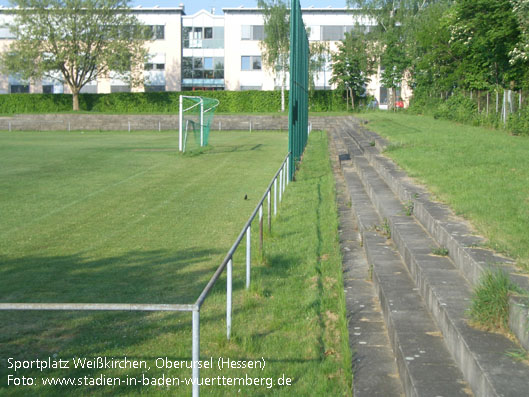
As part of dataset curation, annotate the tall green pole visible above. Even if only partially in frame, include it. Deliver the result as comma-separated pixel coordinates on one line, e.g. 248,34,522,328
288,0,296,181
288,0,309,182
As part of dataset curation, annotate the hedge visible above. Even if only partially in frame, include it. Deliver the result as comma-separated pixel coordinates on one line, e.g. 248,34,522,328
0,90,349,114
409,91,529,136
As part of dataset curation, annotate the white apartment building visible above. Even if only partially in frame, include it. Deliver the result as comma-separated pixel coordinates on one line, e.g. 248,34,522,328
0,5,184,94
0,5,411,105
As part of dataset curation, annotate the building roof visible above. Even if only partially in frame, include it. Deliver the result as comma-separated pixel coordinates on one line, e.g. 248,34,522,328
222,6,362,13
0,6,185,15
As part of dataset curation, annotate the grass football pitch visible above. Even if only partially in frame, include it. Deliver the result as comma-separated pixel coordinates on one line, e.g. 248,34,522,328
0,129,352,395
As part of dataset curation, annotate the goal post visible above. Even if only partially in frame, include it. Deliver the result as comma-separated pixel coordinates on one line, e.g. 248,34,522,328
179,95,219,153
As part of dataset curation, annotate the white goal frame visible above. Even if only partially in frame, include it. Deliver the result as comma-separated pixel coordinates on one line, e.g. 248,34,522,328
179,95,204,152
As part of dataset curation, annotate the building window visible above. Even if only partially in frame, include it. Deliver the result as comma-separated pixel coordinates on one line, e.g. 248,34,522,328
145,85,165,92
80,84,97,94
145,63,165,71
380,87,388,105
147,25,165,40
321,26,354,41
183,26,224,49
241,56,261,71
10,84,29,93
111,85,130,93
241,25,265,40
144,53,165,91
183,57,224,80
240,86,262,91
0,26,16,39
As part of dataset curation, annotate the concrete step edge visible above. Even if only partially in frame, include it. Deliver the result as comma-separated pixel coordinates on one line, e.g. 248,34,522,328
341,130,529,396
340,164,471,396
343,125,529,351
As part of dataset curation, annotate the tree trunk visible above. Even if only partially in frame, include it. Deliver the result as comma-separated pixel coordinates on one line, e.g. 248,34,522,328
350,87,354,110
72,90,80,111
281,70,286,113
496,91,499,114
389,87,396,111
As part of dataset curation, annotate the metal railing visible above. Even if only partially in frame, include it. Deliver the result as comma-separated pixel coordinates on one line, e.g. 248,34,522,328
0,152,291,397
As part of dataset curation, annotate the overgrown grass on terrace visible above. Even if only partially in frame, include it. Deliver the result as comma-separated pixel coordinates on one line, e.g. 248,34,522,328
0,129,351,395
360,112,529,270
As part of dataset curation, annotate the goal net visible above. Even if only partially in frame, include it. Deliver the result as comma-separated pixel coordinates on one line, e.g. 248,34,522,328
179,95,219,152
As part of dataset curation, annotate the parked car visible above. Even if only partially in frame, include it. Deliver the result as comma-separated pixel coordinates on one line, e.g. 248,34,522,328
395,98,405,108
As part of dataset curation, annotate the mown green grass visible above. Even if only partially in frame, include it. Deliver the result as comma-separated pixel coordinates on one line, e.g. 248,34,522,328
0,130,351,395
360,112,529,269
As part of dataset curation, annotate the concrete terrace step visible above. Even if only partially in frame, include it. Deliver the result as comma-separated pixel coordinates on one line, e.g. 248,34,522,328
330,128,471,397
330,132,404,397
333,120,529,397
343,118,529,352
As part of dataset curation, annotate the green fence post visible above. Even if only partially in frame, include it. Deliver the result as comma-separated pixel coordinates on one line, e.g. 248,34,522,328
288,0,308,182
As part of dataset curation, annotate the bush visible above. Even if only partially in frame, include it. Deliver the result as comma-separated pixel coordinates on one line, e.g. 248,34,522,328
508,108,529,136
0,90,350,114
409,90,529,135
408,94,443,115
0,93,72,114
432,93,478,123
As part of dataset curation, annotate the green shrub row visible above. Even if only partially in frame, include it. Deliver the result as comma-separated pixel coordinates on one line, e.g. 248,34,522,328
0,90,349,114
409,92,529,135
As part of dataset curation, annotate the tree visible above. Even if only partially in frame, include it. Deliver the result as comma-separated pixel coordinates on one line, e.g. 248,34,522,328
308,41,330,90
258,0,290,112
380,28,409,108
510,0,529,77
329,31,375,109
448,0,522,89
350,1,447,106
0,0,149,110
407,1,457,95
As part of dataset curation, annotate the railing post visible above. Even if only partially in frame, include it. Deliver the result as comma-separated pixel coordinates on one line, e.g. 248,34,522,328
227,258,232,340
286,157,290,185
179,95,184,151
279,168,283,203
274,178,277,216
246,226,251,289
283,163,287,193
192,309,200,397
259,205,263,254
267,190,271,232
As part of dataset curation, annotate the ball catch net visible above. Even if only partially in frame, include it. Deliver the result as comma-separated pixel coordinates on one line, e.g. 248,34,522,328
179,96,219,152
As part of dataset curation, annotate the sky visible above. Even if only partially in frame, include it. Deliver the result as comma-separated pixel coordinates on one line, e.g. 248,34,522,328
0,0,350,14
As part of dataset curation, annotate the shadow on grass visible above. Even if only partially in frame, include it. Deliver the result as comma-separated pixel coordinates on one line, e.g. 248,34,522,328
0,245,305,396
202,143,265,155
0,248,225,305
